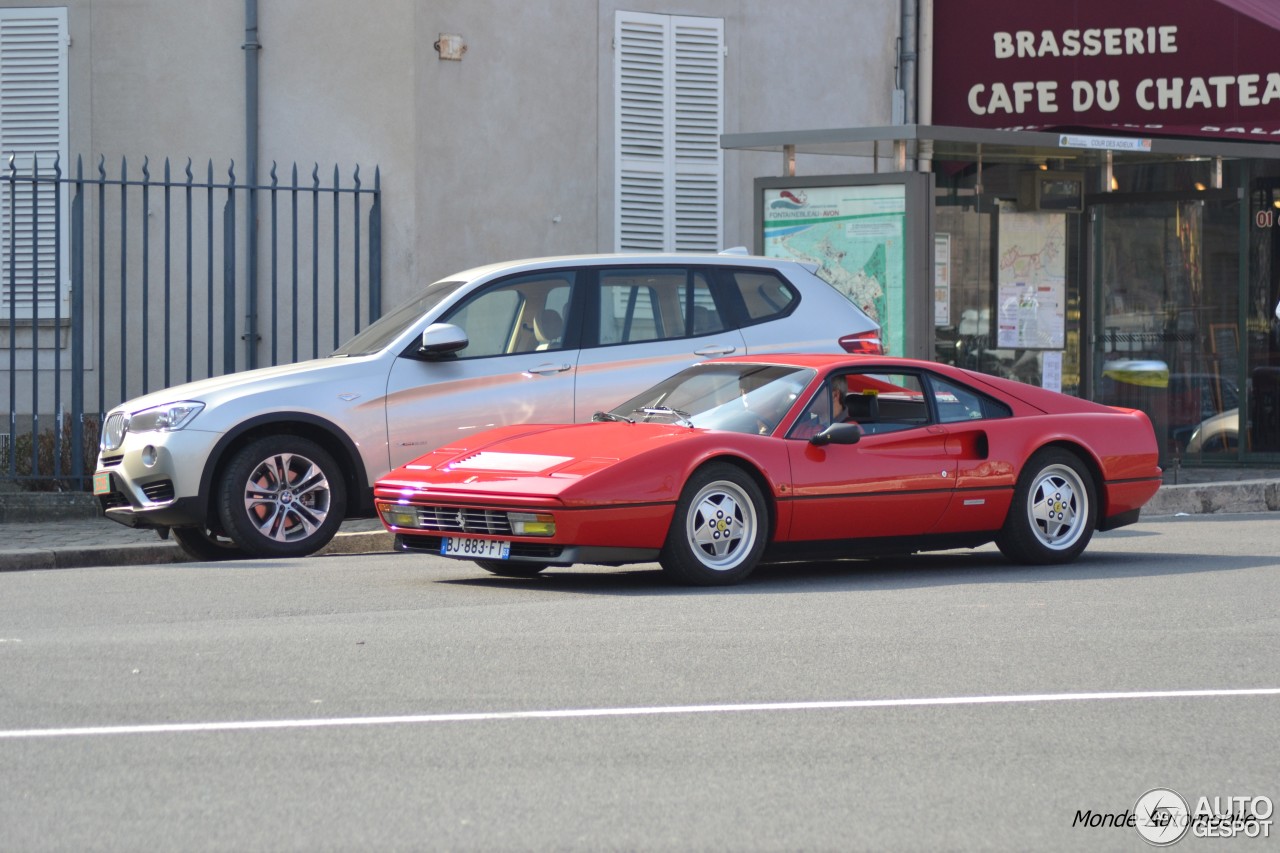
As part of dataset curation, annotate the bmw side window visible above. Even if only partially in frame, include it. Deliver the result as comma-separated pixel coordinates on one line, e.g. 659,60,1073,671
928,375,1012,422
442,273,574,358
679,272,725,336
597,268,722,345
724,270,798,325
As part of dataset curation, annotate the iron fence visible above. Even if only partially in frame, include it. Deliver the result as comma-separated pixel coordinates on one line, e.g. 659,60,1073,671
1,154,382,489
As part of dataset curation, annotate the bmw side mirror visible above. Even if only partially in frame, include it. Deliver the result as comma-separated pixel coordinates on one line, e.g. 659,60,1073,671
810,423,861,447
419,323,468,359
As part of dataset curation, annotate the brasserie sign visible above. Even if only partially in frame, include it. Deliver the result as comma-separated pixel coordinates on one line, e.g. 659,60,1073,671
932,0,1280,140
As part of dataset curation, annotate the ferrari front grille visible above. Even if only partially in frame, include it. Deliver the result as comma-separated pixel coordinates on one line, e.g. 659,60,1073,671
417,506,513,535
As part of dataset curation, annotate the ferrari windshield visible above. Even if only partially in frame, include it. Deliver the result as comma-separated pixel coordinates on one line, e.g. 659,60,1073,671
330,279,467,357
610,363,816,435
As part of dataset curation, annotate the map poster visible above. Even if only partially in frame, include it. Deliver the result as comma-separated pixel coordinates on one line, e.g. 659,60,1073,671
762,184,906,356
996,202,1066,350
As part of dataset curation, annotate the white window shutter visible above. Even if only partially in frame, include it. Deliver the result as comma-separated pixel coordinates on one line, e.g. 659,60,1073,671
615,12,722,253
0,6,69,319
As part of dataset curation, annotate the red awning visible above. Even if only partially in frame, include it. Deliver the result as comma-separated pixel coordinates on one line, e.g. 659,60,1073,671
931,0,1280,143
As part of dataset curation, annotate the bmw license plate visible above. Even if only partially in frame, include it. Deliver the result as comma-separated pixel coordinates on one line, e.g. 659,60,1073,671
441,536,510,560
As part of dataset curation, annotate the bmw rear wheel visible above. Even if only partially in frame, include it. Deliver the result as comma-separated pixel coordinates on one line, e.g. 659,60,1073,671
216,435,347,558
660,463,768,586
996,448,1097,565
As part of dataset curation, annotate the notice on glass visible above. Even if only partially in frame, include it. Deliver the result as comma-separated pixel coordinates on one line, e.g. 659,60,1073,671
934,233,951,327
996,203,1066,350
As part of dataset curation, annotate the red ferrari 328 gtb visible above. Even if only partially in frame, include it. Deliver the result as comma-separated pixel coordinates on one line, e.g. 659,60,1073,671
374,355,1162,586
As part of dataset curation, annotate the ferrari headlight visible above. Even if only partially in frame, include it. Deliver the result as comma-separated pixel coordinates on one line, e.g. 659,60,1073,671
378,503,420,529
128,401,205,434
508,512,555,536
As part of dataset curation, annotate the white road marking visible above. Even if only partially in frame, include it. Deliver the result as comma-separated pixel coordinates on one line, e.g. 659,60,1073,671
2,687,1276,740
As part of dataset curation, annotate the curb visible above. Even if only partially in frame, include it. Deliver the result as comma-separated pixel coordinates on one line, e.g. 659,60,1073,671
0,528,396,572
1141,479,1280,517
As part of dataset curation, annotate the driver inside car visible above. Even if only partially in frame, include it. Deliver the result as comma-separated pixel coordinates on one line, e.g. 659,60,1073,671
790,376,849,439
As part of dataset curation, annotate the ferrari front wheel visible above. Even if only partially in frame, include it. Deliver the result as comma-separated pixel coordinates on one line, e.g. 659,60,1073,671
476,560,548,578
996,448,1097,565
660,463,768,586
171,526,248,561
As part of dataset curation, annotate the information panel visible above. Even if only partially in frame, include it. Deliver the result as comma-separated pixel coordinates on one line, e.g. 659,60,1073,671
761,184,907,356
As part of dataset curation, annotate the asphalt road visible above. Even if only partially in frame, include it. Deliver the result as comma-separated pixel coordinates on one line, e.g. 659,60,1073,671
2,515,1278,851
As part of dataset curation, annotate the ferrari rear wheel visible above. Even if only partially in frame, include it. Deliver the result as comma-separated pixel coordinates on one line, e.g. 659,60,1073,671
996,448,1097,565
475,560,548,578
660,463,768,586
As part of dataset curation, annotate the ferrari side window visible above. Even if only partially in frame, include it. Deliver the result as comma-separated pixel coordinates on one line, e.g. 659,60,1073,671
842,372,928,434
929,375,1012,422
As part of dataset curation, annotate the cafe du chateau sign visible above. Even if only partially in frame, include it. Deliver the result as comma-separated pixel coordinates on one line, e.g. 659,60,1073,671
931,0,1280,140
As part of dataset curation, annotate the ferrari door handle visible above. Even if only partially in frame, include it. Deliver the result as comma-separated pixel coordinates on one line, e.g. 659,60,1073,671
694,344,736,357
526,362,573,376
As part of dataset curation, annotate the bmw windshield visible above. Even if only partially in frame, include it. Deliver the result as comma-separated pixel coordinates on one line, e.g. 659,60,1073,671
330,279,467,357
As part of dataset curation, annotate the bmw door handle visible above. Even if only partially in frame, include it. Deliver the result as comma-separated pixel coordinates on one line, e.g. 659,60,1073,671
525,362,573,376
694,344,736,357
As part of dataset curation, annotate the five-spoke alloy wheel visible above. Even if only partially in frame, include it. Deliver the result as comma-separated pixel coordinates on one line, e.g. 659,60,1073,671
660,463,768,585
996,448,1097,565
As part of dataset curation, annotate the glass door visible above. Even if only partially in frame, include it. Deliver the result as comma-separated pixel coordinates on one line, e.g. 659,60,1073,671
1089,192,1241,467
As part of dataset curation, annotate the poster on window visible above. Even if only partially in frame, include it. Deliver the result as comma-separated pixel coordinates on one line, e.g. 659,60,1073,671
934,233,951,327
762,184,906,356
996,202,1066,350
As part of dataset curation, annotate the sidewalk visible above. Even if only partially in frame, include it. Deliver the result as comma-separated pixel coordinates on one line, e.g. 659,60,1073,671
2,474,1278,572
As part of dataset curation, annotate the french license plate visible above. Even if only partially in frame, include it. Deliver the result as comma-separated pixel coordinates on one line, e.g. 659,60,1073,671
92,472,112,495
441,536,510,560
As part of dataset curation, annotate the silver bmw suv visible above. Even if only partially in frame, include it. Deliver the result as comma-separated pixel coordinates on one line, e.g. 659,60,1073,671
95,251,881,559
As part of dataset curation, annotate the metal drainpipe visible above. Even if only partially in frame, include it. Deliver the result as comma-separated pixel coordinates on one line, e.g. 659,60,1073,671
899,0,917,127
243,0,260,369
918,0,933,171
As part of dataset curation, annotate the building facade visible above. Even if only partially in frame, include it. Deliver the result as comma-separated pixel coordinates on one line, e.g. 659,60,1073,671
9,0,1274,480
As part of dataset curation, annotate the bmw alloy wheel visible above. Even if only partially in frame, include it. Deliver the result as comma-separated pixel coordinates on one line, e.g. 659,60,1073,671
217,435,347,557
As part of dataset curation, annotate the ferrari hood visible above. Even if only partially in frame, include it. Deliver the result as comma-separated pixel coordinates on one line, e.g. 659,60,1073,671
377,421,699,498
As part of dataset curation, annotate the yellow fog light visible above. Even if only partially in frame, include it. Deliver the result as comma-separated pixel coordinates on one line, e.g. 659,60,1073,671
379,503,419,529
508,512,555,536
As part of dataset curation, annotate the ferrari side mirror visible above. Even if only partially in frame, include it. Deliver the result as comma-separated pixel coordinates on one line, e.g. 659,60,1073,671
810,423,861,447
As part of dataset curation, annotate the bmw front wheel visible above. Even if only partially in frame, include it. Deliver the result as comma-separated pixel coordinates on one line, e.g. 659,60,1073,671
216,436,347,558
659,463,768,586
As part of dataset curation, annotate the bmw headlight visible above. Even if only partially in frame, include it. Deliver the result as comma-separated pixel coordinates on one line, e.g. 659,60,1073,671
128,401,205,434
